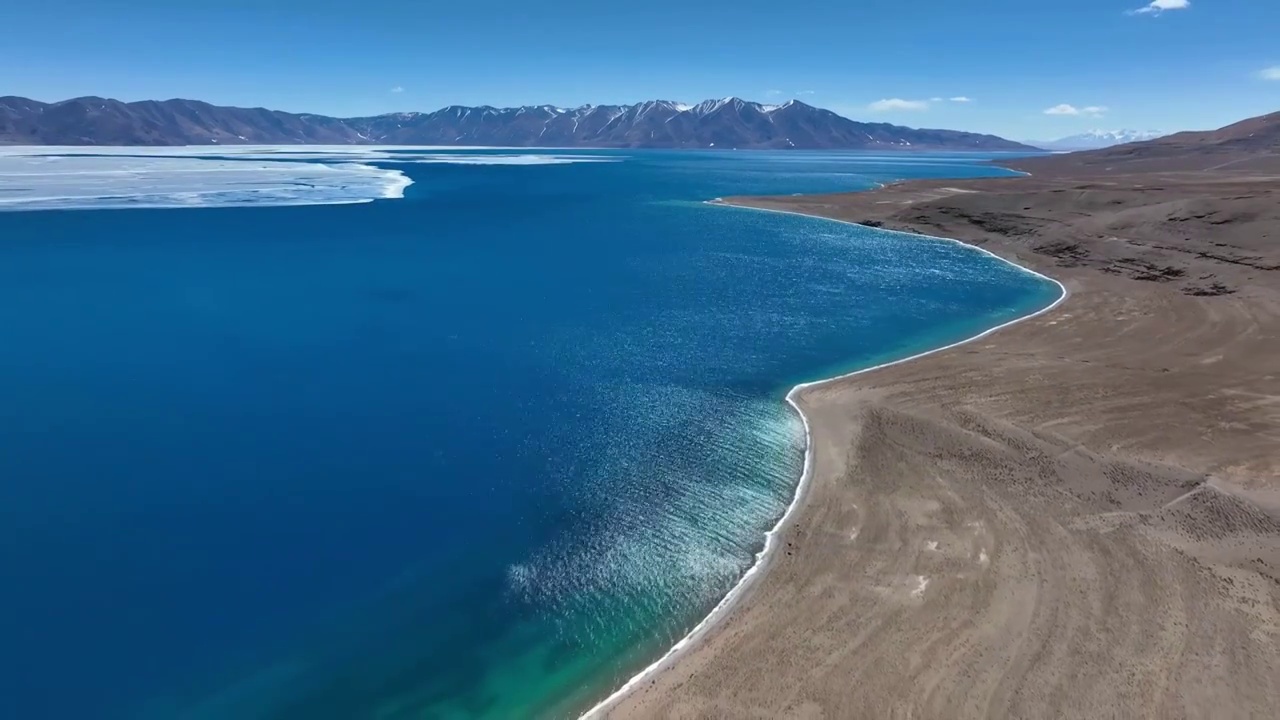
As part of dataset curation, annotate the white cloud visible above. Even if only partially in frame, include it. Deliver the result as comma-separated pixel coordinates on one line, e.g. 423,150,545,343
765,89,783,97
1259,67,1280,81
390,86,405,93
930,97,944,102
1044,103,1108,117
868,98,930,112
949,96,973,103
1130,0,1190,15
796,90,816,96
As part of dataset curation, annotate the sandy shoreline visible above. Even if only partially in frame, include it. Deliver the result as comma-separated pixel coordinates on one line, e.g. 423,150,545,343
581,204,1068,719
596,167,1280,718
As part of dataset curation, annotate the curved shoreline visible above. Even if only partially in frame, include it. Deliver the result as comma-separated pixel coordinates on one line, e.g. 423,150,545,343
579,200,1068,719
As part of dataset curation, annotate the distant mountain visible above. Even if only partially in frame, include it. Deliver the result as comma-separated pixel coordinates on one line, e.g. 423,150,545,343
1030,129,1168,152
0,96,364,146
1008,110,1280,175
0,95,1036,151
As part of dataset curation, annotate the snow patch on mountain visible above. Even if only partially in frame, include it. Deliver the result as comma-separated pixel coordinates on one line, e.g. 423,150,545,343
1032,129,1169,151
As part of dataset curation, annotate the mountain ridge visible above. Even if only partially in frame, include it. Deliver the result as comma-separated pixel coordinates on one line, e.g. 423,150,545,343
0,95,1036,151
1030,129,1167,152
1005,109,1280,174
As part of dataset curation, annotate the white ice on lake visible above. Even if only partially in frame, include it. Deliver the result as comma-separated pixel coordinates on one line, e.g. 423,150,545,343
0,147,620,211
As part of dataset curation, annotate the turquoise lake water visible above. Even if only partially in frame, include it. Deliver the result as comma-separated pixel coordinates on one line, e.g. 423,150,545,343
0,149,1060,718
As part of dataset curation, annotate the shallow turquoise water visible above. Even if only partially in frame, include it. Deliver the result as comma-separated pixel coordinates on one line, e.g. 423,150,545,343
0,150,1060,718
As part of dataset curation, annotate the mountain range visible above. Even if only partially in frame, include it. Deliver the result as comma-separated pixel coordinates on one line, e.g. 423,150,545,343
1029,129,1167,152
0,95,1036,151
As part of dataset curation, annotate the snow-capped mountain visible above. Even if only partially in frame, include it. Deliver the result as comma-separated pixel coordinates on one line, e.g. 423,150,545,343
1031,129,1169,152
1,95,1036,150
343,97,1035,150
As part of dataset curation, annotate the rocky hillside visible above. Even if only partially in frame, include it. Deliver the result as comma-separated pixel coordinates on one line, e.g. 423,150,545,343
1010,111,1280,174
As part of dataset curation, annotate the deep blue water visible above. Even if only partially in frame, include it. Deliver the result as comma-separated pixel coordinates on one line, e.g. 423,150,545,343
0,150,1059,719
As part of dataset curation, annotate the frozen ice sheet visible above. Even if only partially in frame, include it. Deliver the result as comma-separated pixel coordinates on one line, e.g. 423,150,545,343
0,147,619,211
0,152,410,211
388,153,621,165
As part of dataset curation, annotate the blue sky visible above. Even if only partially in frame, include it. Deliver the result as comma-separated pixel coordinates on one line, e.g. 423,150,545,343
3,0,1277,140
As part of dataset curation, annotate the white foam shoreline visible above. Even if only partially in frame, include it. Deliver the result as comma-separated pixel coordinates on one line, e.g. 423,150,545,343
578,200,1068,719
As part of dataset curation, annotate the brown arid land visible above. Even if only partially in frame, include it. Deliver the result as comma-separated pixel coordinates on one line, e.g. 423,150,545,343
593,116,1280,718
